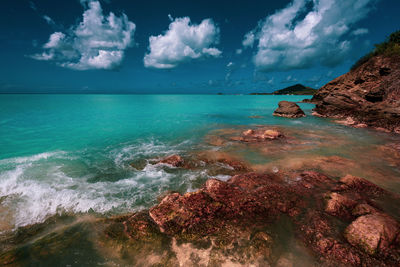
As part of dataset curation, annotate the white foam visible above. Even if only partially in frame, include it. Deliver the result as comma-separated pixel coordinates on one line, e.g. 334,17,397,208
0,151,67,165
0,140,209,229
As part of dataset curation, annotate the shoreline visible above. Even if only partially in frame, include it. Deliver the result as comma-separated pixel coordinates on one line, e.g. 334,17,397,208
1,123,400,266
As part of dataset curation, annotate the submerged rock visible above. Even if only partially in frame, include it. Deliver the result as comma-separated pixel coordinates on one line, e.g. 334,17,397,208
273,101,306,118
234,128,284,142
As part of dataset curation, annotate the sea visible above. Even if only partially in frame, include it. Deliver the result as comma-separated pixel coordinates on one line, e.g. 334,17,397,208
0,94,399,266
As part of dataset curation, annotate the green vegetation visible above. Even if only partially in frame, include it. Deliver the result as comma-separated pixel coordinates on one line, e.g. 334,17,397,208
351,30,400,70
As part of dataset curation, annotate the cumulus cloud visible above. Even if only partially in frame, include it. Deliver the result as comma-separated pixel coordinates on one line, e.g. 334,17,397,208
31,0,136,70
243,0,375,71
144,16,221,69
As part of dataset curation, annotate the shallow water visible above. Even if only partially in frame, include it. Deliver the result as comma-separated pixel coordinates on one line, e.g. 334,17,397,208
0,94,399,266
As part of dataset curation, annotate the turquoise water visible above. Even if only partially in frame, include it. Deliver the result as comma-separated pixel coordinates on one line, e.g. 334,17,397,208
0,94,398,229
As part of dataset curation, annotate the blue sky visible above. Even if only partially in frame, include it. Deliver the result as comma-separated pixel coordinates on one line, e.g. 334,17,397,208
0,0,399,93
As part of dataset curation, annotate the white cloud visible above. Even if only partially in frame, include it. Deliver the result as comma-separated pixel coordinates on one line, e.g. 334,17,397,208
29,1,37,11
144,16,221,69
31,0,136,70
283,75,298,83
352,28,369,36
244,0,375,71
236,49,242,55
242,31,255,48
42,15,55,26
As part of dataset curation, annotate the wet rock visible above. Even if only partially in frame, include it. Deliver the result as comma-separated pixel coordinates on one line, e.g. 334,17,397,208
351,203,379,217
324,192,357,219
196,151,251,173
149,191,222,235
158,154,184,167
345,213,399,256
339,174,385,196
236,128,284,142
296,211,363,266
129,158,148,170
273,101,306,118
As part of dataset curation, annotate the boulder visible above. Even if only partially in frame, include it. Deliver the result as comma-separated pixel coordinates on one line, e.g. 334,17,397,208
273,101,306,118
345,213,399,255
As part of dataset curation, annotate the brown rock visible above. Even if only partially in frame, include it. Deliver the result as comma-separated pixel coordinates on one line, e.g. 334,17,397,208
149,191,221,235
312,55,400,132
345,213,399,255
339,174,384,195
324,192,357,219
351,203,379,217
273,101,306,118
238,128,283,142
158,155,184,167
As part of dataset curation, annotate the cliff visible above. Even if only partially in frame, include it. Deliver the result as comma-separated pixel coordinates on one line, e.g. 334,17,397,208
312,31,400,133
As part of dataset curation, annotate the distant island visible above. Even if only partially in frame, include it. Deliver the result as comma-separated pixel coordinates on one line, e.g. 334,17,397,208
250,84,317,95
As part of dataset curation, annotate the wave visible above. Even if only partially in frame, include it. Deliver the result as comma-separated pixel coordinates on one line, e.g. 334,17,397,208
0,139,214,229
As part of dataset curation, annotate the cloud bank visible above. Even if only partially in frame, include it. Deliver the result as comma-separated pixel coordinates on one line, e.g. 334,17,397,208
144,16,221,69
31,0,136,70
244,0,375,71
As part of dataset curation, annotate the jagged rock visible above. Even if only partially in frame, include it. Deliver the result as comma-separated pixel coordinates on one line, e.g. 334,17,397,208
273,101,306,118
312,55,400,132
345,213,399,255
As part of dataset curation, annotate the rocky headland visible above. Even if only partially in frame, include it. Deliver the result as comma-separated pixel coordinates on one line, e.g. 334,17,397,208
311,31,400,133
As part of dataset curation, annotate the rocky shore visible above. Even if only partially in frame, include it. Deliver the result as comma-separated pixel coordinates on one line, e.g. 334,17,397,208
1,126,399,266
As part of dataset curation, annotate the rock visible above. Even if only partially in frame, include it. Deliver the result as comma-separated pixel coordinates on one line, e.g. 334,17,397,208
339,174,384,195
238,128,283,142
345,213,399,255
352,204,379,217
324,192,357,219
311,54,400,132
149,191,221,235
273,101,306,118
263,129,281,139
158,154,184,167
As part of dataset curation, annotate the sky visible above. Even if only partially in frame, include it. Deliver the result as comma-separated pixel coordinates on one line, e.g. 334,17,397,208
0,0,399,94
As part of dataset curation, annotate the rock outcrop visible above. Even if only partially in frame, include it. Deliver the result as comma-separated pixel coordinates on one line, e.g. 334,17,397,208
312,54,400,133
273,101,306,118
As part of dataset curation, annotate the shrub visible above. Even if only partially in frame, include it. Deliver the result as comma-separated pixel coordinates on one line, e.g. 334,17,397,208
351,30,400,71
